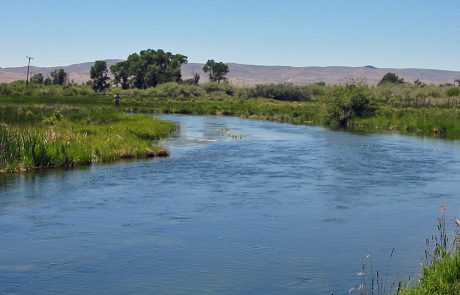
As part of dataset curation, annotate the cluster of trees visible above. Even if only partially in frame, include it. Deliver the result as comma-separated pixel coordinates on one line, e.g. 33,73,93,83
28,49,230,92
30,69,68,86
110,49,188,89
203,60,229,83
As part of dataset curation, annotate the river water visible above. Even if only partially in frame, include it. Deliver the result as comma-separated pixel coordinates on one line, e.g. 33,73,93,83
1,115,460,294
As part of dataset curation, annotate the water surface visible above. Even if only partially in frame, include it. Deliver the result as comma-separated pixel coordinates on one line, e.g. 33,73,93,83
1,115,460,294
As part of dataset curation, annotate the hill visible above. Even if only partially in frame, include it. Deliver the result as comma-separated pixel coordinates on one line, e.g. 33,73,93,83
1,60,459,86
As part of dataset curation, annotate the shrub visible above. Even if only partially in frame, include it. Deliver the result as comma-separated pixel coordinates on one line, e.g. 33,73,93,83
154,82,205,98
327,85,377,126
245,83,311,101
202,82,235,96
446,87,460,97
378,72,405,85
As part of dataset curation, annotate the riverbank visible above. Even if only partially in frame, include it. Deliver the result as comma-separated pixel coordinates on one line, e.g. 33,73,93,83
4,94,460,138
400,249,460,295
2,89,460,172
0,104,176,173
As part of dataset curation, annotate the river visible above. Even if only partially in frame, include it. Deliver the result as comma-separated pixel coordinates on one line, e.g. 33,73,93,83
1,115,460,294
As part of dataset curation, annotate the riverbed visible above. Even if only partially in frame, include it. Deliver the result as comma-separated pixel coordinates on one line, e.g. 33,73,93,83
1,115,459,294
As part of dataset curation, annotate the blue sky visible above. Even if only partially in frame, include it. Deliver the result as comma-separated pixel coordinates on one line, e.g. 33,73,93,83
1,0,459,70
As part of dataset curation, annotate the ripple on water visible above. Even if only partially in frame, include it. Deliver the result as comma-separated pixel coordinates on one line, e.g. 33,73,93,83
0,115,460,294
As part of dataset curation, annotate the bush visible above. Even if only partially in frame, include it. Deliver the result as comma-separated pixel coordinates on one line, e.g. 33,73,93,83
202,82,235,96
153,82,205,98
245,83,311,101
307,82,327,97
328,85,377,127
378,72,405,85
446,87,460,97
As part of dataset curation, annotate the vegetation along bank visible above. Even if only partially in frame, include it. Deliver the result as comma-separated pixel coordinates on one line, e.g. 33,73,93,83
2,48,460,172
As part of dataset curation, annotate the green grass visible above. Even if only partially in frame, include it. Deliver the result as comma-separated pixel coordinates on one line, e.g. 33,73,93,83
2,81,460,171
3,93,460,139
0,104,176,173
399,250,460,295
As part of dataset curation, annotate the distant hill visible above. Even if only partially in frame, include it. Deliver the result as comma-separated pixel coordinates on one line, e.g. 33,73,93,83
0,59,121,84
1,60,459,86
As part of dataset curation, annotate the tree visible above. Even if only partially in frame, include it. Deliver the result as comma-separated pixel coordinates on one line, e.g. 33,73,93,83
50,68,68,85
328,85,377,127
193,73,200,85
43,77,52,85
183,73,200,85
378,72,405,85
111,49,188,89
203,59,229,83
30,73,44,84
90,60,110,92
110,61,130,89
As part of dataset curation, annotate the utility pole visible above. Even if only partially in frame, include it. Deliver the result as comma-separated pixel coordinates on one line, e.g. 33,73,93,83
26,56,34,86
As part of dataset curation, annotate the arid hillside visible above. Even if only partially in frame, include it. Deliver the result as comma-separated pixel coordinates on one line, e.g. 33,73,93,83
1,60,459,85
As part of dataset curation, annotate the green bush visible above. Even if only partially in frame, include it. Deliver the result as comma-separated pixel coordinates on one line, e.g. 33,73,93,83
446,87,460,97
202,82,236,96
154,82,205,98
327,85,377,126
245,83,311,101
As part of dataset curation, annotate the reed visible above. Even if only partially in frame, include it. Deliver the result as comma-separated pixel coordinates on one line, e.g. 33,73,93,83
349,204,460,295
0,105,176,172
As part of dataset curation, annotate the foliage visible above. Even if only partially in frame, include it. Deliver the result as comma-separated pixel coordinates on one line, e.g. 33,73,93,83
378,72,405,85
328,85,377,127
399,251,460,295
0,105,176,172
203,59,229,83
30,73,44,84
202,82,235,96
90,60,110,92
111,49,188,89
3,81,460,139
50,68,68,85
245,83,311,101
350,204,460,295
183,73,200,85
398,204,460,295
446,87,460,97
110,60,130,89
152,82,205,98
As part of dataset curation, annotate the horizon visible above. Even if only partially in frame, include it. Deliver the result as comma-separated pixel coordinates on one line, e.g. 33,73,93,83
2,0,460,71
2,59,460,73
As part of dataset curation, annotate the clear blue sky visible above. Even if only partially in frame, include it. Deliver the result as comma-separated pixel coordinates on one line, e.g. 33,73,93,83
1,0,459,70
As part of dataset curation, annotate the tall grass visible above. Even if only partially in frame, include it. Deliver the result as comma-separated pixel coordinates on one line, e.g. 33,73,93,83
349,204,460,295
3,81,460,139
0,105,176,172
398,204,460,295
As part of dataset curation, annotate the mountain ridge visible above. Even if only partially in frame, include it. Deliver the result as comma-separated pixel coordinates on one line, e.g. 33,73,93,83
1,60,459,86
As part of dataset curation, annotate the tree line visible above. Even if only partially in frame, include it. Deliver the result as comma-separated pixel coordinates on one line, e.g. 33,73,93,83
29,49,230,92
30,69,69,86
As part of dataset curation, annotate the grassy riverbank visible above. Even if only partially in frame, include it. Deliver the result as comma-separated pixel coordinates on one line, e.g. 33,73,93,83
1,88,459,291
9,96,460,139
4,81,460,138
2,81,460,172
0,104,176,172
399,210,460,295
400,250,460,295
